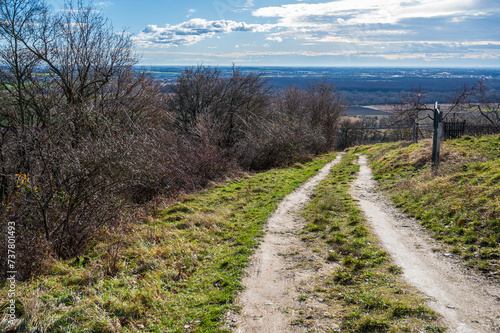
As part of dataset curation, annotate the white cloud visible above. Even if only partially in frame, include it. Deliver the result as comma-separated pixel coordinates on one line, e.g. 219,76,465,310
244,0,255,8
266,36,283,42
248,0,498,52
462,53,499,59
236,0,256,11
187,9,196,18
253,0,483,26
138,47,500,66
96,1,113,7
135,0,499,66
133,18,270,47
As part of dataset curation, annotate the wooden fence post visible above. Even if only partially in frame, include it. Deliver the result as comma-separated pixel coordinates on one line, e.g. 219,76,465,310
432,102,441,173
413,122,419,144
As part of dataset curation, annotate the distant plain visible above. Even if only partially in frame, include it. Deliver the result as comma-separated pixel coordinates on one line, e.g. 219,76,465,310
139,66,500,111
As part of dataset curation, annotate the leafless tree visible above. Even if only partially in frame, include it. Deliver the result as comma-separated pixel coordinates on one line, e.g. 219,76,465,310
305,79,345,150
465,80,500,129
0,0,170,279
170,65,271,148
393,81,487,125
392,86,434,124
21,0,136,106
0,0,47,181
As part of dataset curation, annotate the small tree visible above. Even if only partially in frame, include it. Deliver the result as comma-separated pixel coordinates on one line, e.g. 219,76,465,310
169,65,271,148
465,80,500,129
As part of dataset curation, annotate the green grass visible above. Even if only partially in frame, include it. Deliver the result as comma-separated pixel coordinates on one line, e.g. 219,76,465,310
0,155,336,332
353,134,500,278
301,153,444,332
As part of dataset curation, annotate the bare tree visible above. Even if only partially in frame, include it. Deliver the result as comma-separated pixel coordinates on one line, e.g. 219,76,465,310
394,82,482,124
0,0,170,279
392,86,434,124
305,79,345,150
170,65,271,148
0,0,47,179
465,80,500,129
21,0,136,107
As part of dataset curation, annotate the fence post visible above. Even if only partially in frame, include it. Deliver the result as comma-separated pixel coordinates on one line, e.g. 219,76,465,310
413,122,419,143
432,102,441,174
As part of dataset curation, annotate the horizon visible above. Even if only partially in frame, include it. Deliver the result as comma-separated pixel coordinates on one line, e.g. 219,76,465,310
136,64,500,69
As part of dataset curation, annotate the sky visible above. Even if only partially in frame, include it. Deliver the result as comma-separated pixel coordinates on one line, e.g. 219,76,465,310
48,0,500,67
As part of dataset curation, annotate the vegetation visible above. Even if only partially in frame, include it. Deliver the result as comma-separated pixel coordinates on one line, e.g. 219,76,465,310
336,116,416,150
0,155,335,332
300,153,444,332
0,0,345,280
354,135,500,278
2,1,496,332
337,81,500,150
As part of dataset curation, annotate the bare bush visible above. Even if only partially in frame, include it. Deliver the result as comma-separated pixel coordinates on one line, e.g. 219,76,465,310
169,69,345,171
241,79,345,169
170,65,271,147
0,0,171,279
0,1,347,280
305,79,345,151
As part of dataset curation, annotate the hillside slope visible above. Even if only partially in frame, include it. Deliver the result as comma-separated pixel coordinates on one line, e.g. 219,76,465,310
354,135,500,278
0,156,334,332
1,152,445,332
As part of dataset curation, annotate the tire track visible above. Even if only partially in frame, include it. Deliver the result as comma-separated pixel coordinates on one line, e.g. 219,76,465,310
351,154,500,333
229,154,343,333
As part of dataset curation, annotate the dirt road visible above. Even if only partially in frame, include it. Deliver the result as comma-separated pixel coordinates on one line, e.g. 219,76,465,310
232,153,500,332
352,154,500,333
229,155,343,333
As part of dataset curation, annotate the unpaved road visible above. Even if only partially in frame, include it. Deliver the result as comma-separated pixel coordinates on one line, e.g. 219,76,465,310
229,155,343,333
231,153,500,333
352,155,500,333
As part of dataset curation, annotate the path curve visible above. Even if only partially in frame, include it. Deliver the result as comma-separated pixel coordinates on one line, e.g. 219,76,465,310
230,155,343,333
352,155,500,333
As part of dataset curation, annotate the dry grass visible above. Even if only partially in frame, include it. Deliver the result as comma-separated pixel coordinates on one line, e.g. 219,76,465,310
354,135,500,279
0,154,335,332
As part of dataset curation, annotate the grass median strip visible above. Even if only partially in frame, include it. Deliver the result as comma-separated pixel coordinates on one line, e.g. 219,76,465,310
301,153,444,332
0,155,335,333
354,135,500,278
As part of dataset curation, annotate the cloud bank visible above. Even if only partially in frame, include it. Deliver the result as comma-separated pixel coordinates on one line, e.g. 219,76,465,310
133,0,499,65
133,18,269,47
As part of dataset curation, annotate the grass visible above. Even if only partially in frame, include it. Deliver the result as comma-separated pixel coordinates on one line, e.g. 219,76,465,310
301,153,444,332
353,134,500,279
0,154,336,332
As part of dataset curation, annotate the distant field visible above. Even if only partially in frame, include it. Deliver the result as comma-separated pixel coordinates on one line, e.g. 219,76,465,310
140,66,500,105
347,105,391,116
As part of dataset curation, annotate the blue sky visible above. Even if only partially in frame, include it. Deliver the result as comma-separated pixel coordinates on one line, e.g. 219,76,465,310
48,0,500,67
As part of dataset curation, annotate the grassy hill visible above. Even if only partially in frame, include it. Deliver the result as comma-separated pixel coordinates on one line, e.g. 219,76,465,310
353,135,500,278
0,156,335,332
0,152,444,332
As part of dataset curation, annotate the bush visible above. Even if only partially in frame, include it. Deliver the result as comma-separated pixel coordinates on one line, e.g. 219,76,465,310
169,67,345,171
0,1,345,280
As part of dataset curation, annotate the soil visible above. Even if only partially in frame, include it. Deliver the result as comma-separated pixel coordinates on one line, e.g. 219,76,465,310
227,155,344,332
230,154,500,333
351,155,500,333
